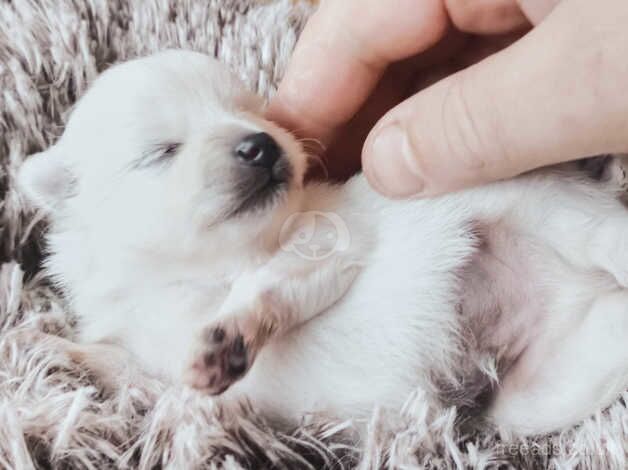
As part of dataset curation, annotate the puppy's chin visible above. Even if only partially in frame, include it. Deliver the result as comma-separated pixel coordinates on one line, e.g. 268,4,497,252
229,181,289,219
229,165,293,218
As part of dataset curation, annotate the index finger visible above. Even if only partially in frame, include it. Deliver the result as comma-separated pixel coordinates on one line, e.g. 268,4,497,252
266,0,450,145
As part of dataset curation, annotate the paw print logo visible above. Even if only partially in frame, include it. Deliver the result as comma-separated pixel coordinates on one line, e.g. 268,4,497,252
279,211,350,260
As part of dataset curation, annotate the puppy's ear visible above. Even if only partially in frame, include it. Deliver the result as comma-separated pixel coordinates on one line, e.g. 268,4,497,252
18,145,74,213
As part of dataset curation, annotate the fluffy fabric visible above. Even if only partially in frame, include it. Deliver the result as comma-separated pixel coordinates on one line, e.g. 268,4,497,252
0,1,626,468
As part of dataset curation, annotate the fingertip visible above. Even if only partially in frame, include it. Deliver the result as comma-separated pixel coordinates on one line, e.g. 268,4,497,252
445,0,530,34
268,0,452,147
266,91,334,144
362,122,426,198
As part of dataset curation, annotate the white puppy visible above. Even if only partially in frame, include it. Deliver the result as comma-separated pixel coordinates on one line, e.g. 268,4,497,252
18,50,628,435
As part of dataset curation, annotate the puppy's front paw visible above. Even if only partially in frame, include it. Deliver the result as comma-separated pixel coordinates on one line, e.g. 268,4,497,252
185,325,251,395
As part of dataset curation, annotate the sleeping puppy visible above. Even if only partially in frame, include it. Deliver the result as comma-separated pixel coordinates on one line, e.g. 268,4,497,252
18,50,628,435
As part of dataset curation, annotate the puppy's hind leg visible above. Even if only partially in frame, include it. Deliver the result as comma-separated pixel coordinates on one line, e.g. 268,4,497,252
15,330,140,391
488,291,628,435
467,175,628,286
528,175,628,286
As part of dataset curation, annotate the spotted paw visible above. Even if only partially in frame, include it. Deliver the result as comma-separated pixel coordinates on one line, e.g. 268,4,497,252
185,326,250,395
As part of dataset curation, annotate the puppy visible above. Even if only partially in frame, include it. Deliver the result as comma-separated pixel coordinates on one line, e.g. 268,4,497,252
18,50,628,435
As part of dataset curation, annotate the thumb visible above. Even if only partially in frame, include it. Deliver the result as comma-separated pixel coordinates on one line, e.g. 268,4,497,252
362,0,628,198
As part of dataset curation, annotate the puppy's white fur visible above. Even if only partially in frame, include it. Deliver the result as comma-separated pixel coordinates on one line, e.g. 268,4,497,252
18,51,628,435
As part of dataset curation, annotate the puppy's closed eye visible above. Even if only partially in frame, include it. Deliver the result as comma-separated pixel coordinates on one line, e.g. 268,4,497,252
132,142,181,170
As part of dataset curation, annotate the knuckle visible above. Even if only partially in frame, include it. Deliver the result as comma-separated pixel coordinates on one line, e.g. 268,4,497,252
439,74,493,173
395,75,493,187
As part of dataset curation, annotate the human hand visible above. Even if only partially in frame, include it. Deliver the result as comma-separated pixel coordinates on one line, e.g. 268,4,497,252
268,0,628,198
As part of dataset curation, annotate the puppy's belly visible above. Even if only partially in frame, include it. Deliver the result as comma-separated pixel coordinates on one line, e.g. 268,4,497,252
226,220,531,423
457,220,612,419
228,217,599,428
458,222,549,376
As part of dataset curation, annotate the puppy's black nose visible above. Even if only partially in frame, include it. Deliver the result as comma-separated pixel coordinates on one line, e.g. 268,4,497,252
235,132,281,169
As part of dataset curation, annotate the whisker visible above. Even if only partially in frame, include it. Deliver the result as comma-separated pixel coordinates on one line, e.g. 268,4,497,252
297,137,326,154
307,152,329,179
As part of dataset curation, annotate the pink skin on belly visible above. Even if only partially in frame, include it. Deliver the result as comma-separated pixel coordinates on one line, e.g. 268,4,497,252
458,221,550,379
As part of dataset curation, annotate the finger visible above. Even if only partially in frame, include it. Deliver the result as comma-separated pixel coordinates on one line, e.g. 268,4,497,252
317,31,472,181
266,0,449,145
445,0,530,34
362,0,628,198
517,0,560,24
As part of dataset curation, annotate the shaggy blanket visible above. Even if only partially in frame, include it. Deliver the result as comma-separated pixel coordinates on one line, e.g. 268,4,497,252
0,1,627,468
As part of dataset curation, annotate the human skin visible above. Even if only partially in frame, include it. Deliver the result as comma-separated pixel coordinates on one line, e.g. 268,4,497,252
267,0,628,198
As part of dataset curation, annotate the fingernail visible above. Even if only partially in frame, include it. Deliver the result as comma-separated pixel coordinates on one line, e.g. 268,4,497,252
364,124,424,198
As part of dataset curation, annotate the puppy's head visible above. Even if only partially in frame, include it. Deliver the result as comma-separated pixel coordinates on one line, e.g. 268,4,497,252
19,50,307,256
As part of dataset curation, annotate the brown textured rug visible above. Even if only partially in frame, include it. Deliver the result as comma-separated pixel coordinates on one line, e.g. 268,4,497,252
1,1,627,468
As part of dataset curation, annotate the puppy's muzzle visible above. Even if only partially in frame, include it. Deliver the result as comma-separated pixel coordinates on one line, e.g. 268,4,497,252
231,132,292,213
